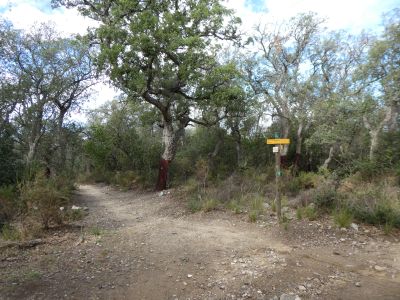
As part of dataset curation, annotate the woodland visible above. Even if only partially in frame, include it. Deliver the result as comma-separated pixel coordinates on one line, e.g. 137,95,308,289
0,0,399,238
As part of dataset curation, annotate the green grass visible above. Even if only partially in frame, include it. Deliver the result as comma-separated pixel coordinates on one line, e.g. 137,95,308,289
334,209,353,228
1,224,21,241
248,210,258,222
202,198,219,212
296,207,303,220
89,227,102,236
25,270,41,281
226,200,242,214
296,205,317,221
188,197,202,213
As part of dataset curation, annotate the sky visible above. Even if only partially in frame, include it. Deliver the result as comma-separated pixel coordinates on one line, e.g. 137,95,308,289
0,0,398,122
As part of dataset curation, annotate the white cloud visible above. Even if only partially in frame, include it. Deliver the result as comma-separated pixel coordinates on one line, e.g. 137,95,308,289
1,1,97,36
226,0,398,34
1,0,397,122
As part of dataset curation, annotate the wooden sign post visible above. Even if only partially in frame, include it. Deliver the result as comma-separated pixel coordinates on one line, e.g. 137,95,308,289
266,138,290,220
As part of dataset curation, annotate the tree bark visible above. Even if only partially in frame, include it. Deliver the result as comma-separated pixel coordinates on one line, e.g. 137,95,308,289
156,120,185,191
321,145,335,169
363,105,394,161
293,121,303,173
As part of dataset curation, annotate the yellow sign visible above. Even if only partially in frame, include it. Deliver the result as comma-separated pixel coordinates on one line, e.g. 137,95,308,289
266,138,290,145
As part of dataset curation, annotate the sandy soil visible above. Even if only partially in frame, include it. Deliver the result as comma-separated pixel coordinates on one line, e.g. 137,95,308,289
1,184,399,300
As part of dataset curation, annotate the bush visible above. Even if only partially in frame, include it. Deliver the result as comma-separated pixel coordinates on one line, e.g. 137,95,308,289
1,224,21,240
19,173,70,229
333,209,353,228
202,198,219,212
346,184,400,228
286,172,320,195
248,210,258,222
188,196,202,213
226,200,242,214
0,185,18,226
312,184,339,211
355,159,383,181
296,205,318,221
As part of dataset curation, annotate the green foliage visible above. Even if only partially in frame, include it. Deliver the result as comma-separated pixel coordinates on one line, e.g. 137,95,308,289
286,172,320,195
0,185,18,225
66,209,85,222
1,224,21,241
90,227,102,236
296,208,303,220
333,209,353,228
297,205,318,221
312,185,339,211
202,198,219,212
19,173,71,229
250,196,264,213
188,198,201,213
226,200,242,214
25,270,41,281
248,210,258,222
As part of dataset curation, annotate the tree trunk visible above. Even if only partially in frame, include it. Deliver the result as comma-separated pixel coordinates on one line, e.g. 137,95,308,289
363,106,394,161
156,121,185,191
293,122,303,173
321,145,335,169
56,110,67,173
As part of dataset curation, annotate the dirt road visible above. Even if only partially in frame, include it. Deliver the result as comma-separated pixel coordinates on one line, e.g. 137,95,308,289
1,184,400,299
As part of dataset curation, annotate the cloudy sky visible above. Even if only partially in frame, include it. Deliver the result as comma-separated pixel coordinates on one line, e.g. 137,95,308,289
0,0,398,121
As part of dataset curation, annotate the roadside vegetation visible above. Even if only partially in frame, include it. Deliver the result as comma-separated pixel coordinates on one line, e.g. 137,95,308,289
1,2,399,241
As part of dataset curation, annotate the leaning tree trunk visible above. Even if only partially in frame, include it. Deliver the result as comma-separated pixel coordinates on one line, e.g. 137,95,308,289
321,145,335,170
363,105,394,161
156,121,185,191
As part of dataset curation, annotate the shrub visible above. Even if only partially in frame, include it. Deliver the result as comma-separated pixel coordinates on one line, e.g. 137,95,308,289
333,209,353,228
202,198,219,212
348,184,400,228
188,196,202,213
248,210,258,222
303,205,318,220
19,173,70,229
250,196,264,213
1,224,21,240
312,185,339,211
296,207,303,220
226,200,242,214
355,159,382,181
0,185,18,226
286,172,320,195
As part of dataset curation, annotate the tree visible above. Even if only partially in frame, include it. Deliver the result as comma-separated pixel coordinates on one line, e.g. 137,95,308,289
1,22,95,171
306,32,369,169
54,0,241,189
359,9,400,160
246,13,323,168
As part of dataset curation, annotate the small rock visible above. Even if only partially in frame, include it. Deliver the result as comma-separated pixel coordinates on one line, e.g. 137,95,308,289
298,285,306,291
187,274,193,278
351,223,359,231
374,265,387,272
71,205,81,210
355,282,361,287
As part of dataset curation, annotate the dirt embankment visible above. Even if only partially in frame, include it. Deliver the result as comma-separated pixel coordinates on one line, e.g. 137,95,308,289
1,184,399,299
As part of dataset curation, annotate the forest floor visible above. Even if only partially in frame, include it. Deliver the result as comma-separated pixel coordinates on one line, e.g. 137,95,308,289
1,184,400,300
